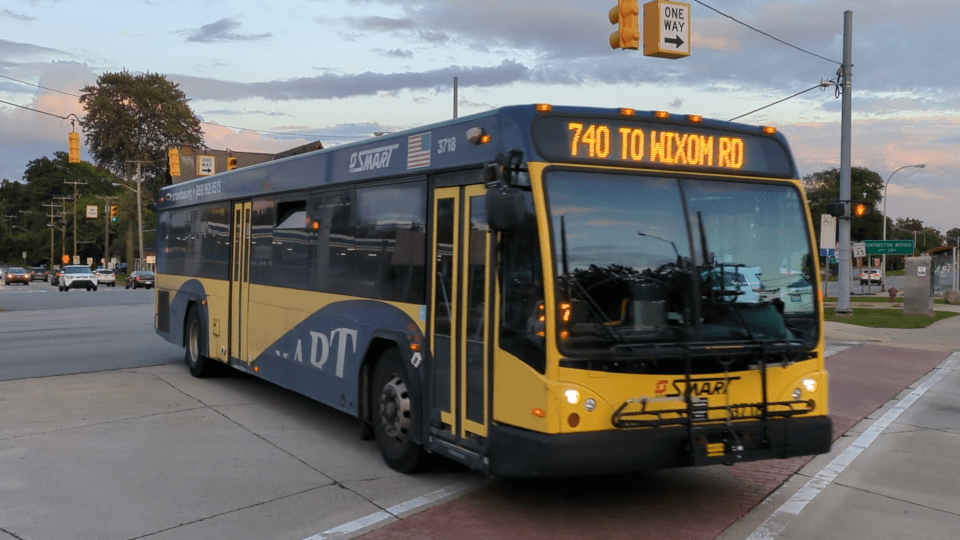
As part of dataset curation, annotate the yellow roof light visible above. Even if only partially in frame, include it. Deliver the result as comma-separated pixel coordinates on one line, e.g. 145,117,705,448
535,103,552,112
620,108,636,116
687,114,702,123
654,110,669,119
762,126,777,134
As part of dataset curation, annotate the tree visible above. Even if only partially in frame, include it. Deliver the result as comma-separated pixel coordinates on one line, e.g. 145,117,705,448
944,228,960,246
891,217,943,255
802,167,885,249
79,70,203,269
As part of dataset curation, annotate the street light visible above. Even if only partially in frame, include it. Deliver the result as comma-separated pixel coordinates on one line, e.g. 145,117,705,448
882,164,926,291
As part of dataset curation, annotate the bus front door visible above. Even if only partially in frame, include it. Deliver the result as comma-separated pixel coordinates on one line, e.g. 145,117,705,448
430,185,491,454
230,201,252,364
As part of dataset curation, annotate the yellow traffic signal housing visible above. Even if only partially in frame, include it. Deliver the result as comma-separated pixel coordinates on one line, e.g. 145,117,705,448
110,205,118,223
853,202,873,218
227,156,237,170
609,0,640,50
68,132,80,163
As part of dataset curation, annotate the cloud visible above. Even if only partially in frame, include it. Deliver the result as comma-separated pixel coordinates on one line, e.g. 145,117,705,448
2,10,35,22
378,48,413,59
180,18,271,43
172,59,531,101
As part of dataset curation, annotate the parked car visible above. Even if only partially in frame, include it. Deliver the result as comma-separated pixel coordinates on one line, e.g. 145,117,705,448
125,271,155,289
59,265,98,292
859,268,883,286
95,268,117,287
704,266,764,303
29,266,49,282
4,267,29,285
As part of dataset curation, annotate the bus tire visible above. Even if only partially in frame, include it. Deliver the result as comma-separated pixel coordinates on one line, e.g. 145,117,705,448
372,348,424,473
185,307,214,378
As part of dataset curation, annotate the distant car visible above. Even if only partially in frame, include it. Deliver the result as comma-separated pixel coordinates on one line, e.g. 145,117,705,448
30,267,49,282
860,268,883,286
95,268,117,287
116,263,128,274
59,265,98,292
4,268,29,286
125,271,155,289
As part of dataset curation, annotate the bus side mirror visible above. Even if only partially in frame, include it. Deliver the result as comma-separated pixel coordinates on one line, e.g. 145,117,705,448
486,187,525,231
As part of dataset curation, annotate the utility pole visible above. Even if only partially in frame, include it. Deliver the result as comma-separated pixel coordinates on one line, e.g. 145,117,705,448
835,10,854,314
56,196,72,265
63,179,87,263
101,195,120,269
126,160,151,270
42,202,60,267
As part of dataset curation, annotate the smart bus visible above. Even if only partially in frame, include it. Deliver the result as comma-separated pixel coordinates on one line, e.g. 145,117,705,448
154,104,831,477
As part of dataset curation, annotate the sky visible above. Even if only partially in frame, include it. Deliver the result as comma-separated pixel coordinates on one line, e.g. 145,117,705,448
1,0,958,233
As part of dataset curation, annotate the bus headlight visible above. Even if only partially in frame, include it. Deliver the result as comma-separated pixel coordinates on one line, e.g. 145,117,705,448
564,389,580,405
802,378,817,393
584,398,596,412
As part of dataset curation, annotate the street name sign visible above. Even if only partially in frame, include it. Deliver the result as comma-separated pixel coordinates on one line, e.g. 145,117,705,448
864,239,914,255
643,0,691,59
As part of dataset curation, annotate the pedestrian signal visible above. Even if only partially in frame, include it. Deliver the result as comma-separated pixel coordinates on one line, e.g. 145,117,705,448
825,201,845,217
852,202,873,218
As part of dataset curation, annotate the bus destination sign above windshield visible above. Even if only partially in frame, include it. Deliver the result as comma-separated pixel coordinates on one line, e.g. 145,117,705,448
532,116,794,178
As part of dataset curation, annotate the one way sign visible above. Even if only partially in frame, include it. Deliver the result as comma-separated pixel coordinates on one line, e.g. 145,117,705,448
644,0,691,59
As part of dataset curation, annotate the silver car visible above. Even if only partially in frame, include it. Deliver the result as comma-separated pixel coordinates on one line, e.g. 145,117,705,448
95,269,117,287
59,265,98,292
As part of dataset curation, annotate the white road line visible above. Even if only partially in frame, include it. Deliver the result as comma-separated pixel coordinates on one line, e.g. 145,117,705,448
745,351,960,540
304,478,488,540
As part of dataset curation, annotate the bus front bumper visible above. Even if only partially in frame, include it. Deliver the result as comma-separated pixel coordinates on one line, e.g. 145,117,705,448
487,415,832,478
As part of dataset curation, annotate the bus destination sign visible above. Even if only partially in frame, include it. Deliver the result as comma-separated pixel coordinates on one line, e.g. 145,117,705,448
532,116,794,178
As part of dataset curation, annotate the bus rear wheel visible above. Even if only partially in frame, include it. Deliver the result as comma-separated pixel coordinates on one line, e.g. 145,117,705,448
185,307,214,378
372,349,424,473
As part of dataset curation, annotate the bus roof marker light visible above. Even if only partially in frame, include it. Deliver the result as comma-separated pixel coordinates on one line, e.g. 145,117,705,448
620,108,636,116
466,127,489,145
654,110,669,119
688,114,702,123
763,126,777,134
535,104,552,112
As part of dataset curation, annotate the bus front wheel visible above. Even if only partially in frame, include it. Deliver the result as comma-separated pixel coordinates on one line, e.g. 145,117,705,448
372,349,424,473
185,307,214,378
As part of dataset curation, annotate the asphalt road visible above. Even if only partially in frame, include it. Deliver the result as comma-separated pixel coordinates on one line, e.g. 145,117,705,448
0,283,183,380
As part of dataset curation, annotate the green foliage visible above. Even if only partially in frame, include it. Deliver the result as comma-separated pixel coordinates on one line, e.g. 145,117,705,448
79,70,203,183
824,307,957,327
803,167,885,247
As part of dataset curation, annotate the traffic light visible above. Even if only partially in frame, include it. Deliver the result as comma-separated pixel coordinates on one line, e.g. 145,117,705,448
68,132,80,163
110,205,118,223
227,156,237,170
825,201,845,217
609,0,640,50
852,201,873,218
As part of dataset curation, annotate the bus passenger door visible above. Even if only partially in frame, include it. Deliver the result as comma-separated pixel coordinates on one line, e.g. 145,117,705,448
430,185,491,450
230,202,252,364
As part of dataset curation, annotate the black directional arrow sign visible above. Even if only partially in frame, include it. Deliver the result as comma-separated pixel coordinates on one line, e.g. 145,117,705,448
664,35,684,48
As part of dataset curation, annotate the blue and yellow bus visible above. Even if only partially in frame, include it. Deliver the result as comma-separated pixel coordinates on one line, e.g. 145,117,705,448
155,104,831,477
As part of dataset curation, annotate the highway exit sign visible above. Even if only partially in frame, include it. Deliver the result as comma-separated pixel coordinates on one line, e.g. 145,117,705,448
864,240,914,255
643,0,691,59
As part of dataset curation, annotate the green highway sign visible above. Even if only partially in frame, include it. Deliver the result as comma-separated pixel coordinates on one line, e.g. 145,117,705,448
864,239,914,255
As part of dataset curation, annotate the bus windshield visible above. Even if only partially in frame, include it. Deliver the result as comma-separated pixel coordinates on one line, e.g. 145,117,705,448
545,170,817,354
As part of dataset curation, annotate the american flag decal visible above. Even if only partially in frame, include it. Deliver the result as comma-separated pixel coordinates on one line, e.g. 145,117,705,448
407,132,431,169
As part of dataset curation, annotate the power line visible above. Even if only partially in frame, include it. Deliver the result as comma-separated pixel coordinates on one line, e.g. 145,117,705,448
728,84,822,122
0,98,79,122
1,76,366,140
693,0,841,65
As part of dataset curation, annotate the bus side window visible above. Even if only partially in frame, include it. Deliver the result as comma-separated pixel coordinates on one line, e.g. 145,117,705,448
498,192,546,373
